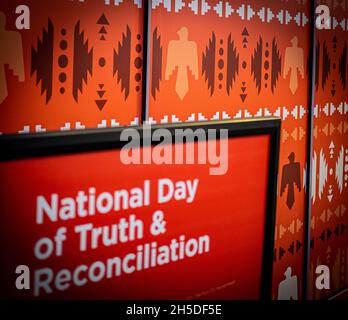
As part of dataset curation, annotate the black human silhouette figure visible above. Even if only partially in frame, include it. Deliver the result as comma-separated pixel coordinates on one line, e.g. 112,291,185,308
280,152,301,210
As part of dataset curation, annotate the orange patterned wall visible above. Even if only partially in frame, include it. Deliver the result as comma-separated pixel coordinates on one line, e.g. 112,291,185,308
0,0,144,133
0,0,347,300
148,0,310,299
310,0,348,299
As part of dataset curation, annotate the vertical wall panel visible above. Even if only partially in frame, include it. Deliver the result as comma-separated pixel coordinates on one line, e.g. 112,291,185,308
0,0,143,133
148,0,311,299
310,0,348,299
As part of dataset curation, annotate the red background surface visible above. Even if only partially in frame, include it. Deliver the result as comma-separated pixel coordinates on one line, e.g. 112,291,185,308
0,135,270,299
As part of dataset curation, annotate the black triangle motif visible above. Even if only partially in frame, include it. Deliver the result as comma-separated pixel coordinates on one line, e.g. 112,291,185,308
97,91,106,98
95,100,107,111
334,225,340,236
242,27,249,36
327,228,332,239
279,247,286,259
288,242,294,255
97,14,110,25
296,240,302,252
341,224,345,235
310,239,314,249
99,26,107,34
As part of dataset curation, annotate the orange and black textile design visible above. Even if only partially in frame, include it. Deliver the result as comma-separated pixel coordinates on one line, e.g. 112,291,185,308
309,0,348,300
0,0,144,133
148,0,311,299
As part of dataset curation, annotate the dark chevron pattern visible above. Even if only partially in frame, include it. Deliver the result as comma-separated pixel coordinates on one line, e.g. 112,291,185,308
202,32,216,96
271,38,282,93
339,43,347,89
31,19,54,103
113,25,131,100
152,27,162,100
251,36,262,94
73,21,93,103
226,34,239,95
322,41,331,91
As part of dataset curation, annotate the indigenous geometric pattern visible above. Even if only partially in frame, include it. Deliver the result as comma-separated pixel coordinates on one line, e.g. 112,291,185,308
309,0,348,300
0,0,347,300
0,0,144,133
148,0,311,300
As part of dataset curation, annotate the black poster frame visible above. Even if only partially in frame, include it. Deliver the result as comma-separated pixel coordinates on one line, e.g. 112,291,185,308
0,118,280,300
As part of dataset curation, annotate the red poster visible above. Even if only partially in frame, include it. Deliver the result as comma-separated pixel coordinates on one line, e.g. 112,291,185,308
0,134,271,300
